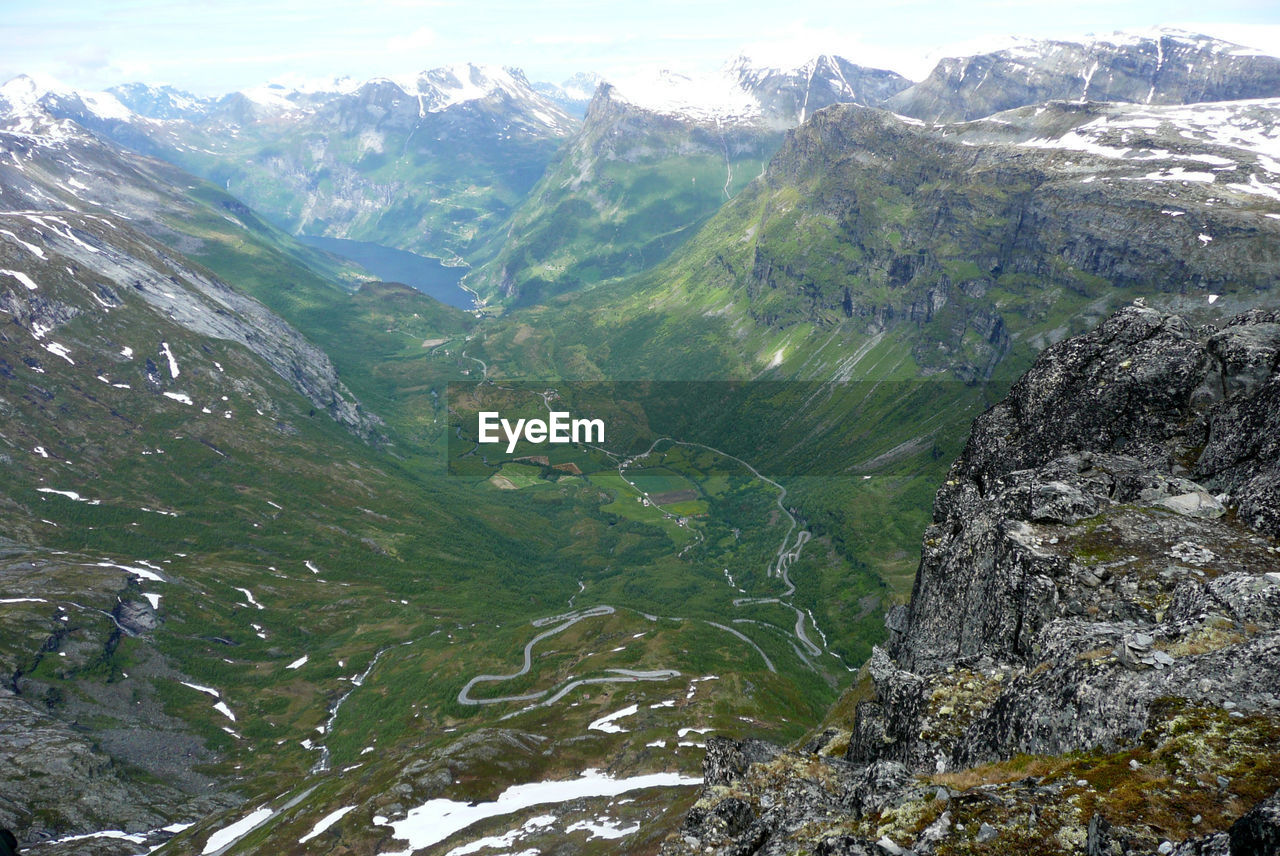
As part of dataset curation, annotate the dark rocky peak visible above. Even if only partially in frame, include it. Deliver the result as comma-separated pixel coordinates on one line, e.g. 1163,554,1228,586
896,305,1280,674
668,306,1280,855
887,29,1280,122
943,305,1280,536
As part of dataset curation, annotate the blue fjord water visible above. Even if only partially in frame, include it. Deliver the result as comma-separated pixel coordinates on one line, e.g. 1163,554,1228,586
299,235,474,309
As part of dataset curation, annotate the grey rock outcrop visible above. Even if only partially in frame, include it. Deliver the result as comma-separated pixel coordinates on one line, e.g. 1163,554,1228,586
667,306,1280,855
111,598,159,636
1229,790,1280,855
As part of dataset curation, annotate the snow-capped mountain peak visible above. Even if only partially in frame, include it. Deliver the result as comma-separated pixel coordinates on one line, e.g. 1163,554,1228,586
416,63,523,111
607,65,763,125
890,28,1280,122
1,74,134,123
107,82,214,121
222,63,571,130
0,74,140,146
0,74,48,113
604,53,911,127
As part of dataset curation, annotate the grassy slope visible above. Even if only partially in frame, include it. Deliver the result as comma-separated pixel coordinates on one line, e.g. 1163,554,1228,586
2,132,876,854
465,95,781,306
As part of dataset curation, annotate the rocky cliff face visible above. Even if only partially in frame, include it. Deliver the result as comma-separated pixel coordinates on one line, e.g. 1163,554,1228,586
888,30,1280,122
666,305,1280,855
686,97,1280,379
0,99,382,440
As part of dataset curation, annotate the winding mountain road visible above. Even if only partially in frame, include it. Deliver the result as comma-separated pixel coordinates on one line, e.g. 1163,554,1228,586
458,606,679,707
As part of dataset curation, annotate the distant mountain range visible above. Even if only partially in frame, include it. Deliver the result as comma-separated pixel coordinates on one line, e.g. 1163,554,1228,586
8,26,1279,287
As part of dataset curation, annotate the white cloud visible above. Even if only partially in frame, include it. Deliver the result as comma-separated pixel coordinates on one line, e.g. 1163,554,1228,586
1172,22,1280,56
387,26,438,53
738,24,938,79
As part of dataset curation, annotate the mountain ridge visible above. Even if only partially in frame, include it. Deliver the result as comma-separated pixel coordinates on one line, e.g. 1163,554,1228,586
889,28,1280,121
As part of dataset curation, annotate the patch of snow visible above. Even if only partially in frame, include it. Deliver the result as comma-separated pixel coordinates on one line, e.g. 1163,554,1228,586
159,342,179,378
0,230,45,259
44,830,147,846
1133,167,1217,183
213,701,236,722
201,807,273,855
286,655,309,670
40,487,98,504
445,815,556,856
0,268,38,290
95,561,164,581
299,806,357,844
588,704,639,734
42,342,74,364
234,587,264,610
142,593,161,609
565,817,640,840
378,768,701,852
163,392,194,405
181,681,220,698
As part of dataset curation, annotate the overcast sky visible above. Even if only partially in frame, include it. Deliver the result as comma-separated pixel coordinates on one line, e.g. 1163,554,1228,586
4,0,1280,94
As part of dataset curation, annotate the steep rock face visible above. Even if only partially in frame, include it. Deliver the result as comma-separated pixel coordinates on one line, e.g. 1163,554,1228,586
888,31,1280,122
895,307,1280,673
0,102,382,439
666,306,1280,855
0,208,380,440
692,99,1279,379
